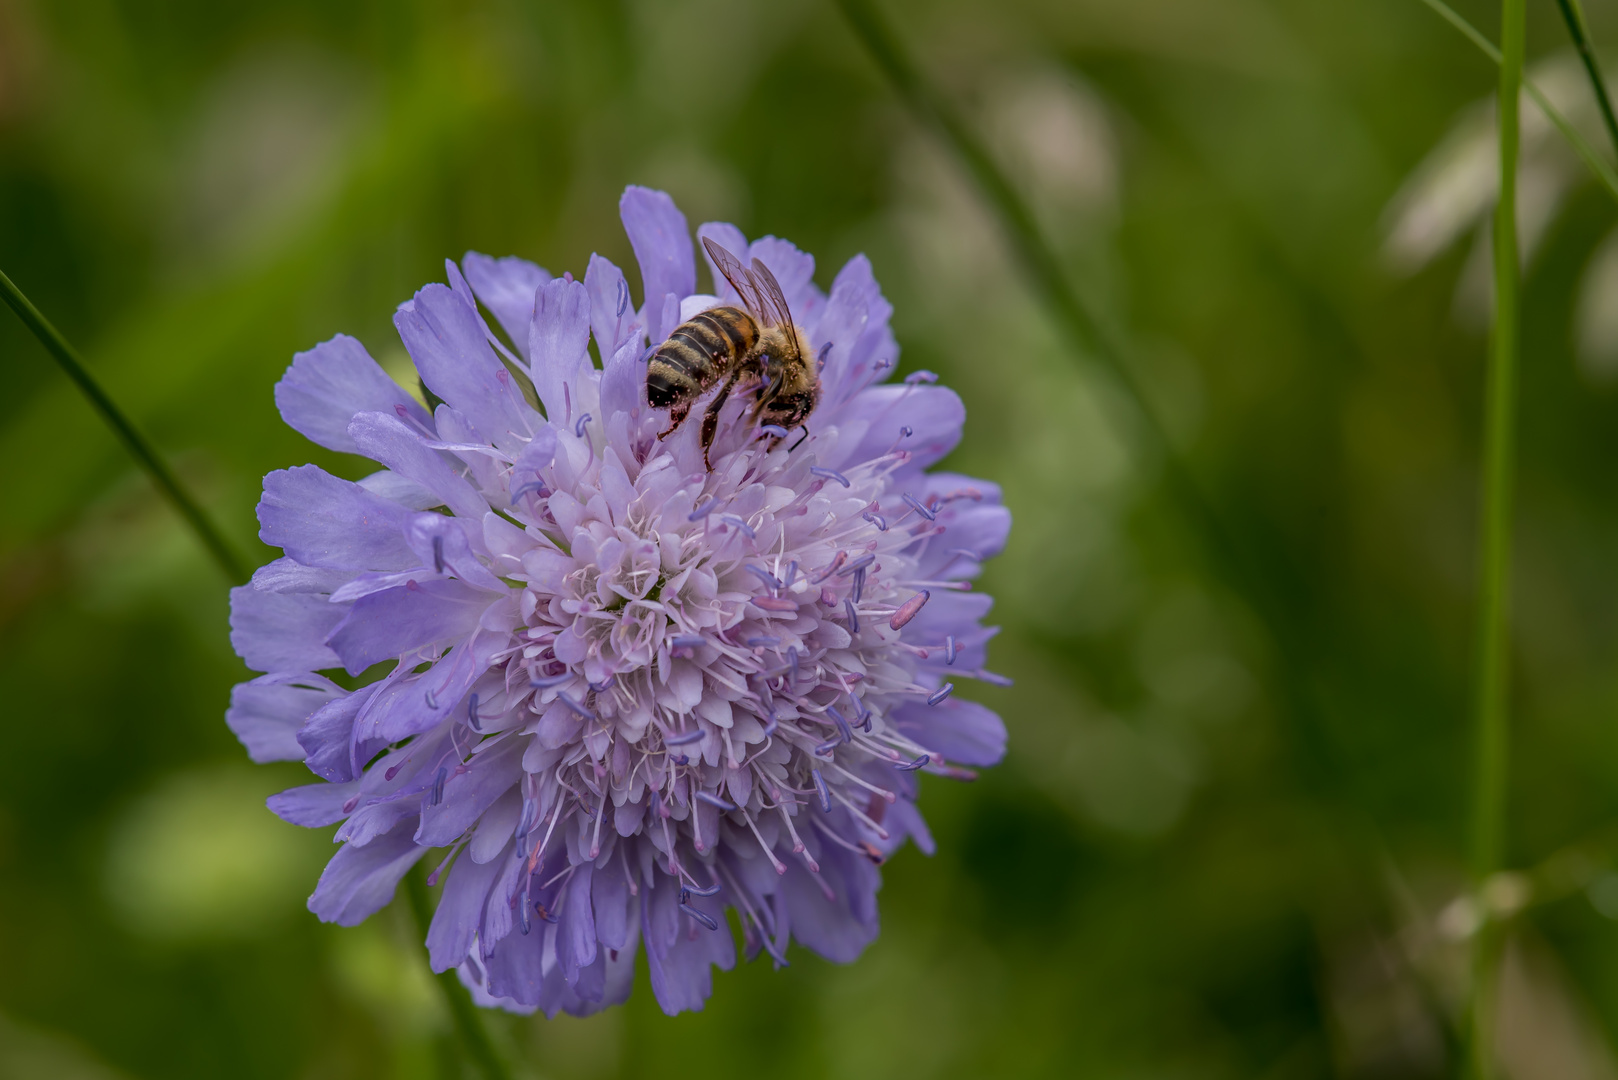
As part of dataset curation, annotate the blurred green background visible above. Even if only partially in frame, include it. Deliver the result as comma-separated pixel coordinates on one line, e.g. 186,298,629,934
7,0,1618,1075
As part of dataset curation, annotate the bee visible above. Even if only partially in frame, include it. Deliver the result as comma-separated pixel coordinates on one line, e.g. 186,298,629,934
646,237,820,469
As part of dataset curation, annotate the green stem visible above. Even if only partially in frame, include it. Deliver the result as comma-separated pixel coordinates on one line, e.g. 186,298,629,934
1467,0,1524,1076
1417,0,1618,202
0,269,248,583
1554,0,1618,160
403,863,512,1080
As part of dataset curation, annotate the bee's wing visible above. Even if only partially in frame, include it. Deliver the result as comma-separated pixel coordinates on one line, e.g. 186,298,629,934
702,237,769,318
748,257,805,358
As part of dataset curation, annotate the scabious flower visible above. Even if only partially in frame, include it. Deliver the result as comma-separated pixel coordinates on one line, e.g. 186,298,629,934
227,186,1010,1016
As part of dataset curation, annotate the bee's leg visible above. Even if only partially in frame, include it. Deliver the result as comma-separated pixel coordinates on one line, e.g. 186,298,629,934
788,425,810,452
657,399,692,440
700,371,742,470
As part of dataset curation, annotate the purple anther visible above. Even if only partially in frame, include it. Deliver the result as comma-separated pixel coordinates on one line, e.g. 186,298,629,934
688,496,716,520
589,674,617,693
827,706,853,744
810,466,851,488
467,693,481,731
818,340,834,365
784,560,799,587
812,552,847,583
342,795,360,814
534,899,559,924
975,670,1014,687
901,493,936,521
812,769,832,812
696,790,736,812
519,894,532,935
432,535,445,574
720,514,756,538
615,277,628,317
787,646,800,679
745,565,783,590
574,413,592,438
757,425,789,439
862,511,888,531
557,691,597,719
895,754,930,772
673,754,690,765
424,687,439,709
852,566,866,603
753,596,798,612
815,737,842,756
395,403,411,418
889,590,931,630
679,902,720,931
927,683,955,706
904,370,939,384
746,635,781,648
664,728,705,746
837,552,876,577
430,766,448,806
385,761,406,782
670,634,706,650
530,672,573,689
844,597,860,634
760,714,779,738
510,479,549,504
683,880,722,897
945,635,958,666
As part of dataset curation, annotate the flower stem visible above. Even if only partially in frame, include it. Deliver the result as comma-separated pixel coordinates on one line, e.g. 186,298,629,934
1467,0,1524,1076
403,863,512,1080
1553,0,1618,160
0,269,248,583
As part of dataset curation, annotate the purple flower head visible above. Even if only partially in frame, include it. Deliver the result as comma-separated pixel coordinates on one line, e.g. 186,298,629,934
227,186,1010,1016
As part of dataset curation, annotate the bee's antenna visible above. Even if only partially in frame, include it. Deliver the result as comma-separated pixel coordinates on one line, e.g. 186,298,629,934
789,426,810,452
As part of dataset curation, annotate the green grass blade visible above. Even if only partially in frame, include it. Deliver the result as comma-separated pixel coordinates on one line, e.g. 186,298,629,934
1467,0,1524,1075
0,269,249,584
1554,0,1618,160
1417,0,1618,202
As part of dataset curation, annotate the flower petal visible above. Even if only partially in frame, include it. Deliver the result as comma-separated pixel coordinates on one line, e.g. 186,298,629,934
258,465,417,571
462,252,550,358
274,334,431,455
347,411,488,521
326,579,495,677
307,820,425,927
891,697,1007,766
527,277,593,421
395,283,534,449
230,585,345,674
428,840,510,971
585,253,639,358
621,186,695,318
227,672,341,762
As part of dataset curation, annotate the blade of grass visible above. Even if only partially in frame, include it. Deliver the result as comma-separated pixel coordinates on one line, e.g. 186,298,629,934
1467,0,1524,1075
1416,0,1618,202
833,0,1337,785
404,863,512,1080
0,269,248,583
1554,0,1618,160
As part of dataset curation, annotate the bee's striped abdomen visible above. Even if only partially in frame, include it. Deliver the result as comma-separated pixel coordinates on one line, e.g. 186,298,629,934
647,306,757,408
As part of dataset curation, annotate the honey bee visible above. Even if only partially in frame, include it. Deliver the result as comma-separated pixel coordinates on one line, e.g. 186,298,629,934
646,237,820,469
